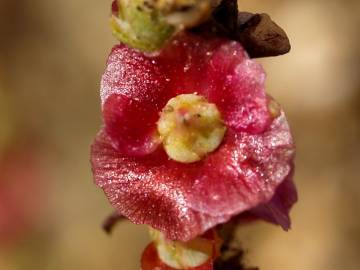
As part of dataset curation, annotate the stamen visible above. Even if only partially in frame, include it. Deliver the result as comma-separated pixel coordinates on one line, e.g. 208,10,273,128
157,94,226,163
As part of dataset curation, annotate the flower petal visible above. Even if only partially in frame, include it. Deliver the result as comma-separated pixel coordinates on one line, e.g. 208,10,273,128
206,41,271,133
91,112,294,241
103,94,161,156
155,33,223,97
100,45,170,156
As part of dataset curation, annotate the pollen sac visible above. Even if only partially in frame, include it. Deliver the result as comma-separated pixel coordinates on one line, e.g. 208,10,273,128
157,94,226,163
110,0,216,52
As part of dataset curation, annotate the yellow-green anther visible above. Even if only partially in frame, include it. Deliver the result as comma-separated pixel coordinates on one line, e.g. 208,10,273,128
157,94,226,163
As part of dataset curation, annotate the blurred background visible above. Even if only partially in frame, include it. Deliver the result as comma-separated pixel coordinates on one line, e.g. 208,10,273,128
0,0,359,269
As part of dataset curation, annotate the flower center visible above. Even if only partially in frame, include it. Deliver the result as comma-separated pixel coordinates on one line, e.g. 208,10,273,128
149,228,214,269
157,94,226,163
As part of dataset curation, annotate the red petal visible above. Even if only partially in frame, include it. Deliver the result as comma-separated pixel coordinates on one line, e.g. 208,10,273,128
206,41,271,133
100,45,170,156
155,33,223,97
141,243,213,270
91,111,294,241
103,94,161,156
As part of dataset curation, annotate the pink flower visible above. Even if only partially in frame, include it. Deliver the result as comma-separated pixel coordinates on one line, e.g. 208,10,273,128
91,32,296,242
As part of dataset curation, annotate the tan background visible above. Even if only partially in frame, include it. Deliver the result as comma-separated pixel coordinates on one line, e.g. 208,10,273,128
0,0,359,269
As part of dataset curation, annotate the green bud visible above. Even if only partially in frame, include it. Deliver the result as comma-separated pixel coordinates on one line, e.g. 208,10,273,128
110,0,218,52
111,0,175,52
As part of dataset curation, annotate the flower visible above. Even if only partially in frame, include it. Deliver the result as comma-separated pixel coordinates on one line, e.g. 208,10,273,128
91,32,296,242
